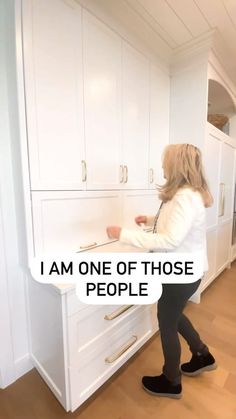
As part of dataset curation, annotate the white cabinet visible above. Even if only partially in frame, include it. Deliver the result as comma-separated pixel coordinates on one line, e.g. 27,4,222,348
82,17,152,190
27,250,158,411
149,64,170,187
68,304,156,410
83,11,122,190
201,228,217,290
23,2,163,191
32,191,122,254
122,43,150,189
170,49,236,293
203,124,235,283
216,221,232,274
204,127,235,229
23,0,85,190
203,129,221,229
218,141,235,224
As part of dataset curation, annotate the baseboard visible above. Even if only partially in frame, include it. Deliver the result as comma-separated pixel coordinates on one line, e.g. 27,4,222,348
14,353,33,381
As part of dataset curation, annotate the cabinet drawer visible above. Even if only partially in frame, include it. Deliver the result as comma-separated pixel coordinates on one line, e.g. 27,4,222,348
68,305,157,411
67,304,142,360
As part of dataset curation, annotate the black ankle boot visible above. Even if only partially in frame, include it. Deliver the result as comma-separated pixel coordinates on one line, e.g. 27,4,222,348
180,352,217,376
142,373,182,399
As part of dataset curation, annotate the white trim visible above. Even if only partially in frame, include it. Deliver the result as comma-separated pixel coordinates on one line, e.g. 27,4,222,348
14,353,32,380
15,0,35,263
0,197,15,389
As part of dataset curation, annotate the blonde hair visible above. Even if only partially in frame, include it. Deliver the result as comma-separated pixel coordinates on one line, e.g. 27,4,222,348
158,144,213,208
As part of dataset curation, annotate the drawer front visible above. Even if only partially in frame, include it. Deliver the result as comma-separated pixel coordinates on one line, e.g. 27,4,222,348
68,305,157,411
67,304,142,360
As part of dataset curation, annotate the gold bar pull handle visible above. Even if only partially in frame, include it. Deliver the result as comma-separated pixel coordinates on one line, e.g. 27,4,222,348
119,165,124,183
79,242,97,250
104,305,133,321
124,165,128,183
149,168,154,184
81,160,87,182
105,335,138,363
219,183,225,217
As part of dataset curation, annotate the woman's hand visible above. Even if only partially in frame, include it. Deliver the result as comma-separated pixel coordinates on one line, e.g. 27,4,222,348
106,226,121,240
135,215,147,225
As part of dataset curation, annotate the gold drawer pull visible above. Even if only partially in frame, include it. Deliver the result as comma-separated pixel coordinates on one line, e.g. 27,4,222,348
81,160,87,182
149,168,154,184
105,335,138,363
124,165,128,183
79,242,97,249
218,183,225,217
119,165,124,183
104,305,133,320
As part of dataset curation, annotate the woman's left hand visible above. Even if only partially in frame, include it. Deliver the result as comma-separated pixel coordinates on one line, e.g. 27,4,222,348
106,226,121,239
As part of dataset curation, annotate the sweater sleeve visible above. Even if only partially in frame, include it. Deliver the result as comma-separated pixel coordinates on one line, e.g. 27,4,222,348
119,192,197,251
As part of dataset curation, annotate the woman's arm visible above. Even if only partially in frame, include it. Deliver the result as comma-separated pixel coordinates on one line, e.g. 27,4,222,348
107,192,197,251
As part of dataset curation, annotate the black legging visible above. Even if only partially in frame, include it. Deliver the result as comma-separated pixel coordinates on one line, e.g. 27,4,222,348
157,279,208,384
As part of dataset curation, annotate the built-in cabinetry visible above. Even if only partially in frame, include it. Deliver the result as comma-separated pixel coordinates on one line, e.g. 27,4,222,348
203,125,235,290
22,0,167,411
19,0,236,412
170,48,236,298
28,270,157,411
23,0,168,192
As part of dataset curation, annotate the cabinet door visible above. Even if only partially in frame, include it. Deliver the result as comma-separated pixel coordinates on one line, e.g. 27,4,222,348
23,0,85,190
219,142,235,224
202,228,217,289
122,43,149,189
216,221,232,274
203,131,221,229
83,12,122,189
149,65,170,188
32,191,122,254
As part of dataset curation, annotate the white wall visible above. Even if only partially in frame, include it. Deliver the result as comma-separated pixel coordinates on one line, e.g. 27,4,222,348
0,0,32,388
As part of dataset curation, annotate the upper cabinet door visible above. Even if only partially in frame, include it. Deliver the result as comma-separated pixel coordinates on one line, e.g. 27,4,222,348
122,43,150,189
219,142,235,224
23,0,85,190
83,12,122,190
149,64,170,188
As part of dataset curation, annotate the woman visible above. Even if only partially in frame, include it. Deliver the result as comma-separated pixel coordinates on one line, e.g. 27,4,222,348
106,143,217,399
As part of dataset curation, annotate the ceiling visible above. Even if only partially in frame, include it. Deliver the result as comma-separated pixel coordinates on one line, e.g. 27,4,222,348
124,0,236,86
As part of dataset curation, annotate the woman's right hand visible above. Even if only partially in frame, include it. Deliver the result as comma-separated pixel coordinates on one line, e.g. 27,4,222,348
135,215,147,225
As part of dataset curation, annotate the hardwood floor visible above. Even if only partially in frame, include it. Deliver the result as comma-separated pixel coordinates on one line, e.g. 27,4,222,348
1,262,236,419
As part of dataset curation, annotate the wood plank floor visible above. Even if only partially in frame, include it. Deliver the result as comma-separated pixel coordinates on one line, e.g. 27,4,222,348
1,262,236,419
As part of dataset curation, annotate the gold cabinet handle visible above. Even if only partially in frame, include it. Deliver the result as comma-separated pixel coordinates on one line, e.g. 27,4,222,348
218,183,225,217
79,242,97,250
149,168,154,184
105,335,138,363
81,160,87,182
124,165,128,183
104,305,133,321
119,165,124,183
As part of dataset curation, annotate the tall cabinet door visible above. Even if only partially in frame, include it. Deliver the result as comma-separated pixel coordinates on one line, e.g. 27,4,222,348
23,0,85,190
122,43,150,189
149,64,170,188
203,129,221,229
218,142,235,224
83,12,122,190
